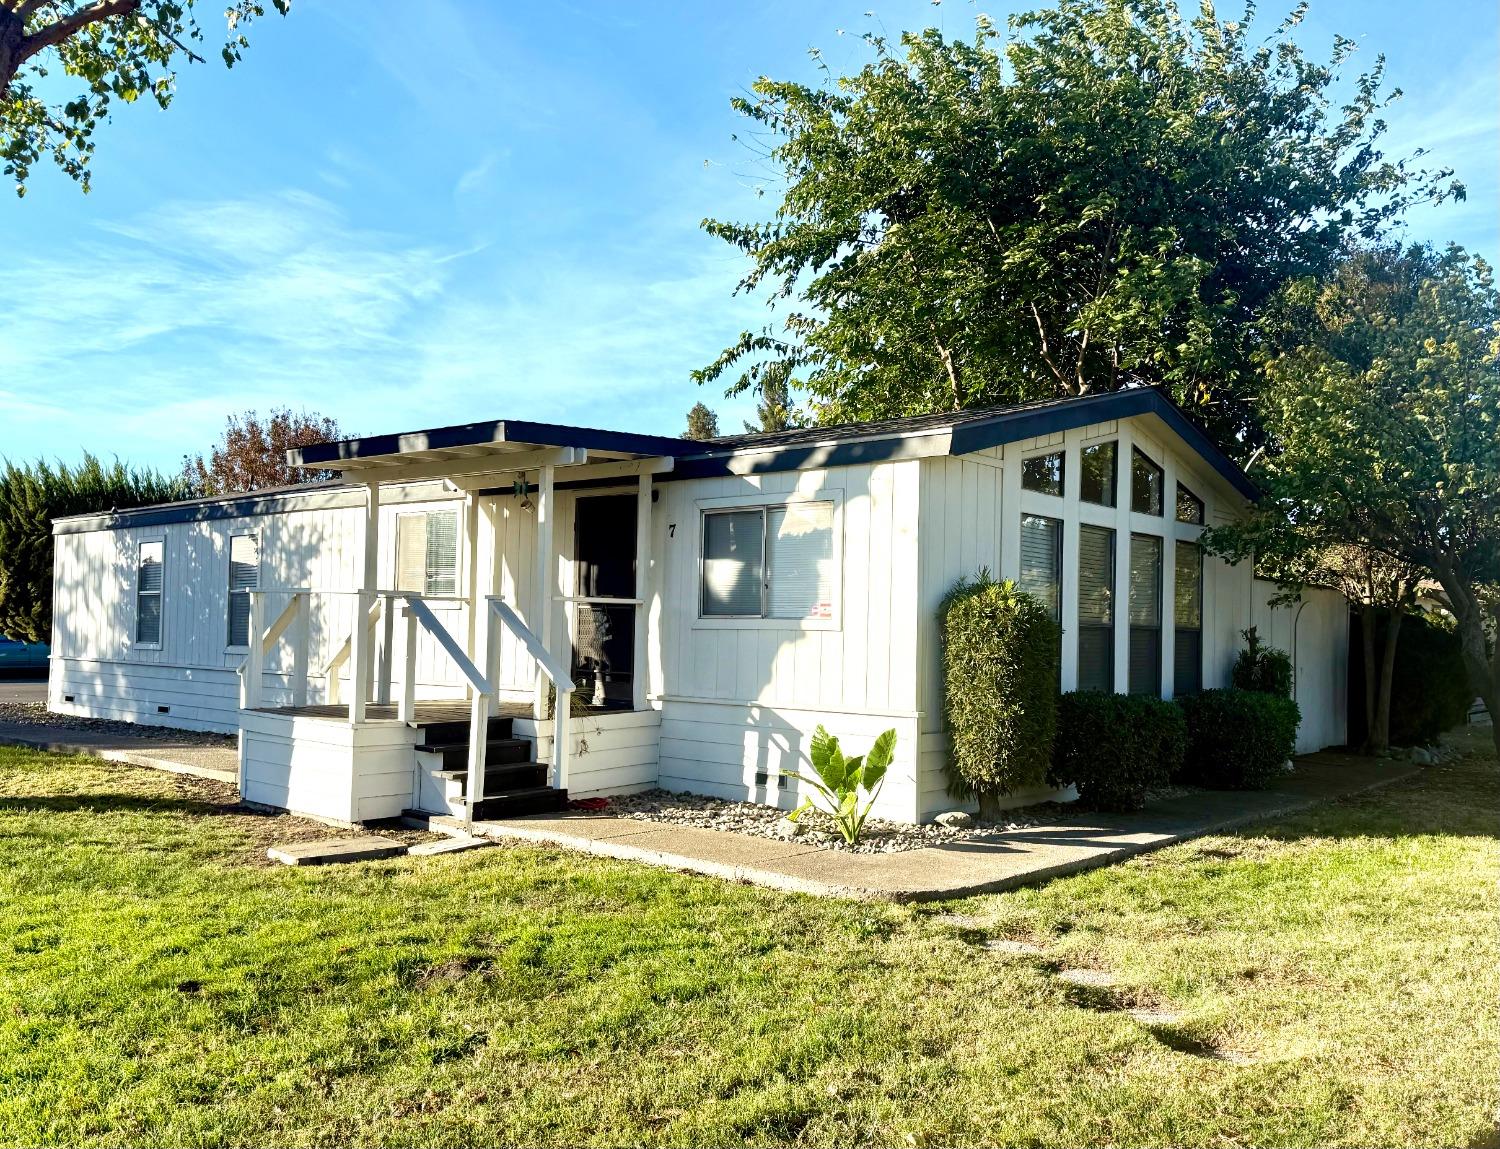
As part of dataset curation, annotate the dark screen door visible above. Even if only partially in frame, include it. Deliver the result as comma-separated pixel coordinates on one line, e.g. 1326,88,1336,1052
572,494,636,707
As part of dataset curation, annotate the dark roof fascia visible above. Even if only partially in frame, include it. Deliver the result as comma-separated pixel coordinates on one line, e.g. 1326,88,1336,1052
944,388,1258,502
290,419,695,467
663,389,1258,500
52,484,368,535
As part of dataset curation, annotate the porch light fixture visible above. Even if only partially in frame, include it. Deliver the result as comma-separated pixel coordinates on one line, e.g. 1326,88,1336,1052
513,478,534,513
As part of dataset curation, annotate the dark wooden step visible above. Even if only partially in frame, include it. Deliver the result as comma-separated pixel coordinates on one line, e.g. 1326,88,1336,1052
436,761,548,794
415,737,532,770
418,715,513,743
469,786,569,820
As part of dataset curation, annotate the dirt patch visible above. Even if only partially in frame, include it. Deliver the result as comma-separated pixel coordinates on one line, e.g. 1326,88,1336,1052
416,954,495,987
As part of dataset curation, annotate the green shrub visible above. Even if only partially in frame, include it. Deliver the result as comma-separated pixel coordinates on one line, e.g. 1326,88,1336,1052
939,571,1060,820
1178,688,1301,790
1049,692,1187,812
1231,626,1293,698
787,726,896,845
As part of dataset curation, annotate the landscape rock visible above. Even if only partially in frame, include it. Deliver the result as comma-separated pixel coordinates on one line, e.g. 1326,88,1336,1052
773,815,806,839
1410,747,1434,766
934,810,976,829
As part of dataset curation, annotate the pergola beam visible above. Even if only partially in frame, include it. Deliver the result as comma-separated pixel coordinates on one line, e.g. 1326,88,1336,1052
328,446,586,486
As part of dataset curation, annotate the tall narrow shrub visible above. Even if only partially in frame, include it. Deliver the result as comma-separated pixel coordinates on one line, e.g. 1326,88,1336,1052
940,570,1060,820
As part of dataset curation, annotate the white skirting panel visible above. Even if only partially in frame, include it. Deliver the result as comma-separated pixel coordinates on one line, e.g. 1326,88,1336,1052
239,711,419,825
514,708,661,799
656,698,921,823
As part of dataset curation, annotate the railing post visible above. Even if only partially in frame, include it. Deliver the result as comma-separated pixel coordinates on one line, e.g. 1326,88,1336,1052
486,598,502,703
243,591,265,710
554,686,571,791
400,603,418,724
377,593,394,706
465,690,490,824
349,590,371,724
291,592,309,708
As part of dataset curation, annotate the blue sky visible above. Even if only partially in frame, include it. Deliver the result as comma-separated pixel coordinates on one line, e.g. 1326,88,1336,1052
1,0,1495,471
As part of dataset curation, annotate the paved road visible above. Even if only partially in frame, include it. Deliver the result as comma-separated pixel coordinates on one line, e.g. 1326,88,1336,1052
0,674,46,705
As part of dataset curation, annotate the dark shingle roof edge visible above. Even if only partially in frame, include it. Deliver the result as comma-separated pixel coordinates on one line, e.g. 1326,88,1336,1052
56,389,1255,533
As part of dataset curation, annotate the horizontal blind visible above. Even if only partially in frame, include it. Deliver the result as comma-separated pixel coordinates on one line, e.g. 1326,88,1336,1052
702,510,764,617
1077,524,1114,624
227,534,259,647
1174,541,1202,627
136,540,163,644
395,515,427,593
1129,535,1162,626
767,502,834,620
424,511,458,596
1018,514,1061,621
1129,628,1161,695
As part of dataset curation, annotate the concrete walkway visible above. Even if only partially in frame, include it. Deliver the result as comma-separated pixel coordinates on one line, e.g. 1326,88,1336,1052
0,718,238,784
452,754,1420,902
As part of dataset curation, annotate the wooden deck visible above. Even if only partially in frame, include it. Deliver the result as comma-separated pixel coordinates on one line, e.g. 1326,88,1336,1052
249,699,627,724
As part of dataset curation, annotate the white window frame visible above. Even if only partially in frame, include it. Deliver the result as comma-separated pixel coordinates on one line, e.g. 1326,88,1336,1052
224,530,260,653
393,507,463,605
133,534,166,650
692,488,844,631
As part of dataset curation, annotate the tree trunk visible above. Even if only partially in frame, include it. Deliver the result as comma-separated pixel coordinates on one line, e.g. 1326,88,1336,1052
1367,610,1403,756
0,9,23,97
1433,566,1500,762
1358,604,1379,751
977,791,1003,824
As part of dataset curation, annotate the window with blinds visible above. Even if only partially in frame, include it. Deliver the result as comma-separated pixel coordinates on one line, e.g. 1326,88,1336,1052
1018,514,1062,622
135,540,163,645
226,533,259,648
1080,441,1118,507
1131,448,1164,516
1174,540,1203,695
1077,524,1115,692
1129,534,1162,695
701,502,835,620
395,510,459,596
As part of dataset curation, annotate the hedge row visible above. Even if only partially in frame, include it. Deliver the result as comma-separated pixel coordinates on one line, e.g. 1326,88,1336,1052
1049,687,1302,810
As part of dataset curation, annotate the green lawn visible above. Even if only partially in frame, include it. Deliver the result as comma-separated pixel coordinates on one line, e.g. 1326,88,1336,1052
0,737,1496,1148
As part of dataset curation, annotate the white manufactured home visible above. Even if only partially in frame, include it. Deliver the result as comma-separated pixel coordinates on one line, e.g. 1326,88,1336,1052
49,390,1348,825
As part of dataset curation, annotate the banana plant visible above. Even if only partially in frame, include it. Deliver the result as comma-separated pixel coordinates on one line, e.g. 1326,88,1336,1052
786,725,898,845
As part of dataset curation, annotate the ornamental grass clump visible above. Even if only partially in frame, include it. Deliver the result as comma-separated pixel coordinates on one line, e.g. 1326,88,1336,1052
940,571,1060,821
786,725,896,845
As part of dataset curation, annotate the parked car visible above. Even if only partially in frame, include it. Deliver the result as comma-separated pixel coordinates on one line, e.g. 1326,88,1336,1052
0,635,49,672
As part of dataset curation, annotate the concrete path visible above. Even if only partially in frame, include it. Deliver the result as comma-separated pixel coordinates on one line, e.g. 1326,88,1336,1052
0,718,238,784
457,754,1420,902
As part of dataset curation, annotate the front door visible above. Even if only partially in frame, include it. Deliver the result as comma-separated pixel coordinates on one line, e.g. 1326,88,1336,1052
571,494,636,708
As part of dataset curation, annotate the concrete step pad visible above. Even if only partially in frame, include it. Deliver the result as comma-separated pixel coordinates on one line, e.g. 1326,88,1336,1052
267,835,407,866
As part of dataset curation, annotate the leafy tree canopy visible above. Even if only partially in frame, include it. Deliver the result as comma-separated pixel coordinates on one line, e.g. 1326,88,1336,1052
697,0,1462,447
182,408,344,496
0,454,187,642
0,0,289,196
1207,242,1500,754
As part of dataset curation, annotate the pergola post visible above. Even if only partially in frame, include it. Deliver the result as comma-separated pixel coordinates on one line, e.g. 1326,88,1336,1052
633,471,652,711
532,463,555,721
349,481,380,724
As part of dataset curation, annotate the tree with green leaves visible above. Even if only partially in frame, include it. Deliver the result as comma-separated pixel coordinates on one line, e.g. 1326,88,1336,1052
0,0,289,196
0,455,189,643
684,402,720,441
743,372,797,434
1207,243,1500,759
697,1,1461,446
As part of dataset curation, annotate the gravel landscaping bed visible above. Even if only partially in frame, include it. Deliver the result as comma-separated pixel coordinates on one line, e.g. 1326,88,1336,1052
0,702,235,746
596,788,1045,854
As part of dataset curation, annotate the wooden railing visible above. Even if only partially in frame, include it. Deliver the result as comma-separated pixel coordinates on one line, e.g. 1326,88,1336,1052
486,595,575,791
238,588,577,820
